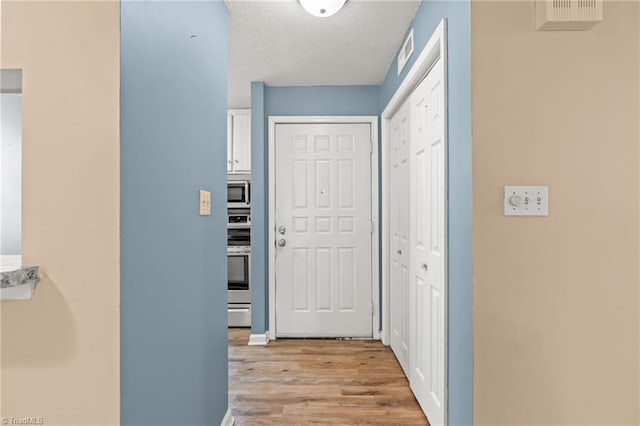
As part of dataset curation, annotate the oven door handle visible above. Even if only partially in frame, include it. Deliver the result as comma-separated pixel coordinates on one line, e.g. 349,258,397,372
245,181,250,204
228,223,251,229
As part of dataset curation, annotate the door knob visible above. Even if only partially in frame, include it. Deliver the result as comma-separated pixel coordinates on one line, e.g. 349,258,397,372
277,239,286,247
278,226,286,235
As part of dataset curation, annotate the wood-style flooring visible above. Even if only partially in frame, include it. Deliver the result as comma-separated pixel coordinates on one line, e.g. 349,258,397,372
228,328,429,425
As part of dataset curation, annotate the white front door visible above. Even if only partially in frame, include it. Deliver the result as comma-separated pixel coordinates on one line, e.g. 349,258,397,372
274,122,373,337
389,99,411,375
410,59,446,425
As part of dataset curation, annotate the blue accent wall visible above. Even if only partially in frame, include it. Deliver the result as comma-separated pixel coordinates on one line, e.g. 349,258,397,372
379,2,473,425
265,86,380,116
250,82,267,334
120,2,229,424
250,85,379,334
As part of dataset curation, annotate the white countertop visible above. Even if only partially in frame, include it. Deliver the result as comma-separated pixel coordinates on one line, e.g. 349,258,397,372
1,255,23,273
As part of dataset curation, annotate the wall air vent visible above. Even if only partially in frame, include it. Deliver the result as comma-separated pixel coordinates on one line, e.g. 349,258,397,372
397,28,414,76
536,0,603,31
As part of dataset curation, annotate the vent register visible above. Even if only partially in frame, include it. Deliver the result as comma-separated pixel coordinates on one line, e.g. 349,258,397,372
536,0,603,30
397,29,414,76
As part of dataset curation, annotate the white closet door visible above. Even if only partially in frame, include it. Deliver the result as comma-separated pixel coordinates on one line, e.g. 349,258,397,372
274,123,373,337
389,99,411,375
410,59,446,426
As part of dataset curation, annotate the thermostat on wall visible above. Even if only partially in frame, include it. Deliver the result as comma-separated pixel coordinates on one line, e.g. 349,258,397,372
504,186,549,216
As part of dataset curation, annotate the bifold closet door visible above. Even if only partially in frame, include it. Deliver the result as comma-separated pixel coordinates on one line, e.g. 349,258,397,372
389,100,411,375
409,58,446,426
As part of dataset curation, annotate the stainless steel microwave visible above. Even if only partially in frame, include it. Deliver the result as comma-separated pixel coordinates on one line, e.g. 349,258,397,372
227,181,250,207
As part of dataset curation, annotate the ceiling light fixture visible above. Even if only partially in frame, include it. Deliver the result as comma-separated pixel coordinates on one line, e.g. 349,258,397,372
299,0,347,18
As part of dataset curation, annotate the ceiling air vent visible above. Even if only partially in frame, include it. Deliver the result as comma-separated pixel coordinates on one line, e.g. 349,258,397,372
536,0,603,31
397,29,414,76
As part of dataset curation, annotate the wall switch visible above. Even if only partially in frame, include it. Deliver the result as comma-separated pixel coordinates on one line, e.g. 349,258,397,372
504,186,548,216
199,190,211,216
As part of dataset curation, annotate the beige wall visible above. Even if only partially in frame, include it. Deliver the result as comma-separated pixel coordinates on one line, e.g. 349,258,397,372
473,1,639,424
0,2,120,425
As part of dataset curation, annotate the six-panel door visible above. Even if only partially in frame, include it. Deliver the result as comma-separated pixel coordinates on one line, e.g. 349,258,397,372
274,123,373,337
410,59,446,426
389,99,411,375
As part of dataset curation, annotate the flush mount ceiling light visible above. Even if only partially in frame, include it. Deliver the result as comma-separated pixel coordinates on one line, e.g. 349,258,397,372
299,0,347,18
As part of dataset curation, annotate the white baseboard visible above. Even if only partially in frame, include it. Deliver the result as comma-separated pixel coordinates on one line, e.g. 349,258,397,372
221,408,234,426
373,328,381,340
380,326,390,345
248,332,269,346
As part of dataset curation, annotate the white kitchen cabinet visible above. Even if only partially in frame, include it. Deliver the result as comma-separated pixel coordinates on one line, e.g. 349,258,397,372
227,109,251,173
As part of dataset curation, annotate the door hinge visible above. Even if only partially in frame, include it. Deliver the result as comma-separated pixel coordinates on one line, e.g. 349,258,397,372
370,220,375,235
369,141,374,155
371,303,375,317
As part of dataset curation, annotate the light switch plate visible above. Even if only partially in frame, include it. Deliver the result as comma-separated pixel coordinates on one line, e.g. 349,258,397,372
199,190,211,216
504,186,548,216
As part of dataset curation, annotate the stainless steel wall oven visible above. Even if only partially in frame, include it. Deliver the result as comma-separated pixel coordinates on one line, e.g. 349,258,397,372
228,247,250,298
227,204,251,327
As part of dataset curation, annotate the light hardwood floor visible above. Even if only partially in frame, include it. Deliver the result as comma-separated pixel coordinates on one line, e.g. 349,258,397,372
228,328,429,425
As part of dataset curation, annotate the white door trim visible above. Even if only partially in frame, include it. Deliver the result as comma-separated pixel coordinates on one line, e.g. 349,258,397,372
268,116,379,341
381,18,448,424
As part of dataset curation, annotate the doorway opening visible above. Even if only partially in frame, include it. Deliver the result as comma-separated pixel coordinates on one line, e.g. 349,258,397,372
1,69,23,261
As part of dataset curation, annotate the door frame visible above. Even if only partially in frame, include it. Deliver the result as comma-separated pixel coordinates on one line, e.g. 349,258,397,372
380,18,448,423
267,116,379,340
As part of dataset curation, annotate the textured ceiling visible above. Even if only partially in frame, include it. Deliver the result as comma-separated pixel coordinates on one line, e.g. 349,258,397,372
227,0,421,108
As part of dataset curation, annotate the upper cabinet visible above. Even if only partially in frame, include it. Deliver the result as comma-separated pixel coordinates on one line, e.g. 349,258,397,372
227,109,251,173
